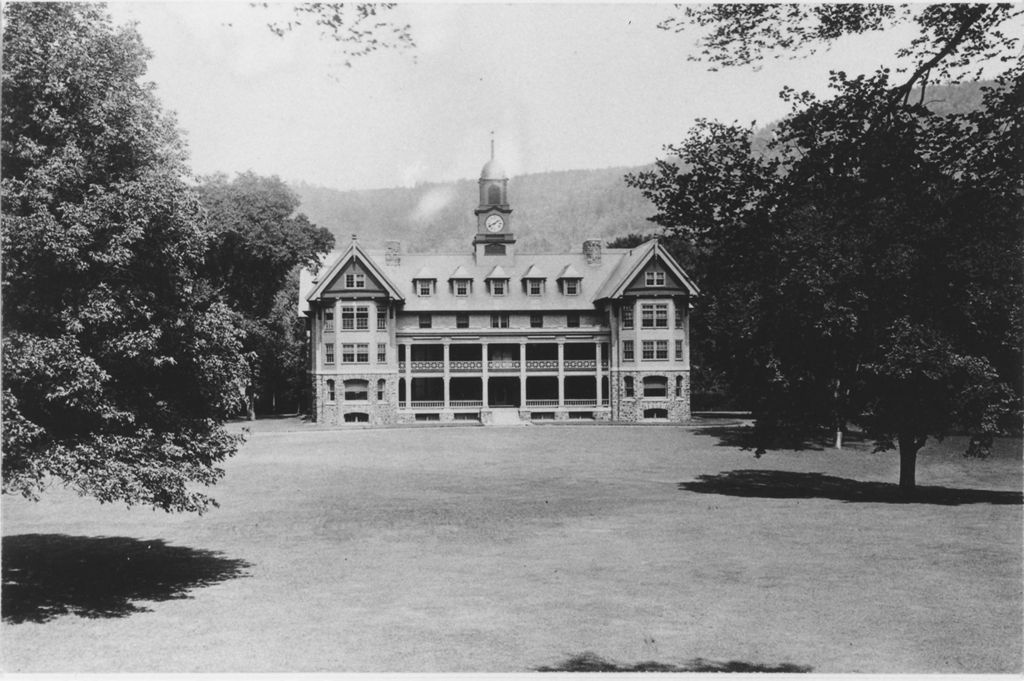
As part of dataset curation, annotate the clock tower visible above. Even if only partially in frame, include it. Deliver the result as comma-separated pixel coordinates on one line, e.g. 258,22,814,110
473,140,515,259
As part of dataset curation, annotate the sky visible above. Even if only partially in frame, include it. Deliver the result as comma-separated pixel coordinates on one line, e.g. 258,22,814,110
107,2,924,191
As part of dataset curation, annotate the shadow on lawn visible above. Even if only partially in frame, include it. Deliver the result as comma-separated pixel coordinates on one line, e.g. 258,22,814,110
2,534,252,624
679,470,1023,505
536,652,812,673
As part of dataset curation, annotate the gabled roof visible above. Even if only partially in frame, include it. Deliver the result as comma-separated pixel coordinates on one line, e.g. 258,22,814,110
304,239,404,303
521,264,546,279
557,264,582,279
449,265,472,280
485,265,510,280
593,239,700,301
412,265,436,280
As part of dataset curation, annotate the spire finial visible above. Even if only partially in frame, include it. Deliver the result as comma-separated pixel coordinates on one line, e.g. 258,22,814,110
351,233,358,242
490,131,495,160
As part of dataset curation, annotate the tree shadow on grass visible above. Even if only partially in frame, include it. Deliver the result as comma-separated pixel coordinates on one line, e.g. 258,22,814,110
679,470,1023,505
536,652,812,672
692,425,825,452
2,534,252,624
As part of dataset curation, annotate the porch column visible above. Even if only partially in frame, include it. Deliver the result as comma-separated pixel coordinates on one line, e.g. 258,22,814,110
481,342,489,408
403,343,412,408
443,341,451,408
595,340,603,406
519,342,527,408
557,340,565,407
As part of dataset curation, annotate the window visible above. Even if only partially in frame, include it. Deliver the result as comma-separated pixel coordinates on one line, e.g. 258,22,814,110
676,375,683,397
456,313,470,329
355,307,368,330
644,408,668,419
563,279,580,296
675,306,684,329
345,273,366,289
454,279,470,296
642,340,655,360
484,243,506,256
344,379,368,401
377,379,386,401
622,306,634,329
416,280,434,297
675,339,684,360
641,303,668,328
624,376,634,397
623,340,634,361
645,270,665,287
341,344,355,363
656,340,668,360
527,279,544,296
355,344,369,363
377,310,387,330
344,412,369,423
377,343,386,363
419,314,432,329
488,185,502,204
643,375,668,397
325,343,335,364
326,379,336,402
489,280,507,296
324,307,334,332
341,306,355,330
530,314,543,328
491,313,509,329
567,313,580,328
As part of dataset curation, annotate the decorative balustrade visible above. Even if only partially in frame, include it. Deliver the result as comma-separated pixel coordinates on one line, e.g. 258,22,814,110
449,361,482,372
525,360,559,371
563,359,597,370
487,360,520,372
399,359,607,374
525,399,559,407
411,360,445,373
449,400,483,408
410,400,444,408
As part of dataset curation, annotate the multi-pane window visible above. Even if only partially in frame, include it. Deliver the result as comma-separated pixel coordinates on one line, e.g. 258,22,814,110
622,306,634,329
355,307,368,330
491,313,509,328
567,313,580,328
454,280,470,297
675,306,684,329
377,343,386,363
645,270,665,286
325,343,335,364
341,344,355,363
377,379,386,401
355,344,369,363
324,307,334,332
641,303,668,328
530,314,543,328
675,339,684,360
341,306,355,330
345,273,366,289
642,340,655,360
527,280,544,296
456,313,470,329
624,376,634,397
377,310,387,330
643,375,668,397
563,279,580,296
419,314,432,329
655,340,668,359
623,340,634,361
489,280,507,296
344,379,368,401
416,280,434,297
326,379,336,402
676,376,683,397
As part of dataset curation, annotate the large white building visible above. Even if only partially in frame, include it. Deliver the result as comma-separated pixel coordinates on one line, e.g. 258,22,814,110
299,151,699,424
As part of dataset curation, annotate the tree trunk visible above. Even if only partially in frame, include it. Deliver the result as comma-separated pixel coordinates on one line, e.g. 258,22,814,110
834,428,843,450
898,433,926,497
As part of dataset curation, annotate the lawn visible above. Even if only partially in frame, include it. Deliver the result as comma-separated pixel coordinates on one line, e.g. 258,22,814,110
2,420,1021,673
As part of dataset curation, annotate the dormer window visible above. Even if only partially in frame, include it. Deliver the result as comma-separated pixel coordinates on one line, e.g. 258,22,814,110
415,279,435,297
562,279,581,296
645,270,666,287
345,273,366,289
490,280,507,296
526,279,544,296
453,279,471,297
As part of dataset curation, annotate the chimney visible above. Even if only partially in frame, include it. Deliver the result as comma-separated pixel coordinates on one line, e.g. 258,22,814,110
583,239,602,266
385,240,401,266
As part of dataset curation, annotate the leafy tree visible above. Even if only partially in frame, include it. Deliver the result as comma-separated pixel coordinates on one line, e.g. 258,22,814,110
631,7,1023,493
2,3,250,513
196,172,333,415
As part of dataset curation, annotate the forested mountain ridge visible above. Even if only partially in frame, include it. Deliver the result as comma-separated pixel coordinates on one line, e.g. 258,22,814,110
292,81,988,254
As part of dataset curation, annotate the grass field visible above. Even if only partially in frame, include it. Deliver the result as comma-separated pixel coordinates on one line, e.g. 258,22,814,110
2,419,1021,673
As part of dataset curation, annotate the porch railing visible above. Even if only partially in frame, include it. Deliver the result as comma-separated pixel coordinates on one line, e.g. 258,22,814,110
449,400,483,408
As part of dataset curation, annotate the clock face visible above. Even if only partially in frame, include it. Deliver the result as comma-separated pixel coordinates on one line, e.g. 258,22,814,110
485,215,504,233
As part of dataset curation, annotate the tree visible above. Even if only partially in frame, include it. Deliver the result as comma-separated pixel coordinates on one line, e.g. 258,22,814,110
196,172,334,415
630,8,1023,493
2,4,250,513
